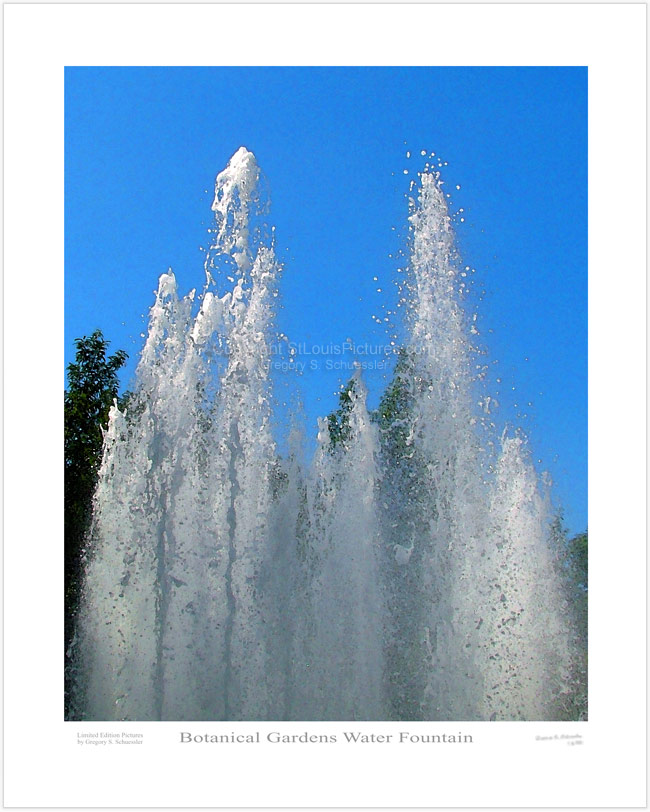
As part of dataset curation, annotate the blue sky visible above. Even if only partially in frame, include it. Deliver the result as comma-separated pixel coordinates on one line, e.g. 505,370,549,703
65,66,587,534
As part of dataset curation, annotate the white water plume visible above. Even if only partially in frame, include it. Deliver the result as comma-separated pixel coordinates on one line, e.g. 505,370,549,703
71,148,581,722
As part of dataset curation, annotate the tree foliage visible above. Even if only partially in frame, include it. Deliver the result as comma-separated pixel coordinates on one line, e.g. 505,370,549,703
549,516,588,720
65,332,128,514
326,378,358,450
64,330,127,707
373,348,419,456
326,348,419,454
568,530,588,592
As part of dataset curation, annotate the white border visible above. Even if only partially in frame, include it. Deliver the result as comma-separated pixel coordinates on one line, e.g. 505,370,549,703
4,3,646,808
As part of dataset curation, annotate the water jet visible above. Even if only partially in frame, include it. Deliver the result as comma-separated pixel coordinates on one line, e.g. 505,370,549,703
70,147,582,722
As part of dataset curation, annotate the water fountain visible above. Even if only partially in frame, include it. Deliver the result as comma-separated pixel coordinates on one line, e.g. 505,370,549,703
70,147,581,721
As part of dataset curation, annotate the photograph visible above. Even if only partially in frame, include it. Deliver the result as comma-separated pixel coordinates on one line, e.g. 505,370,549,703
4,3,646,807
64,66,587,724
